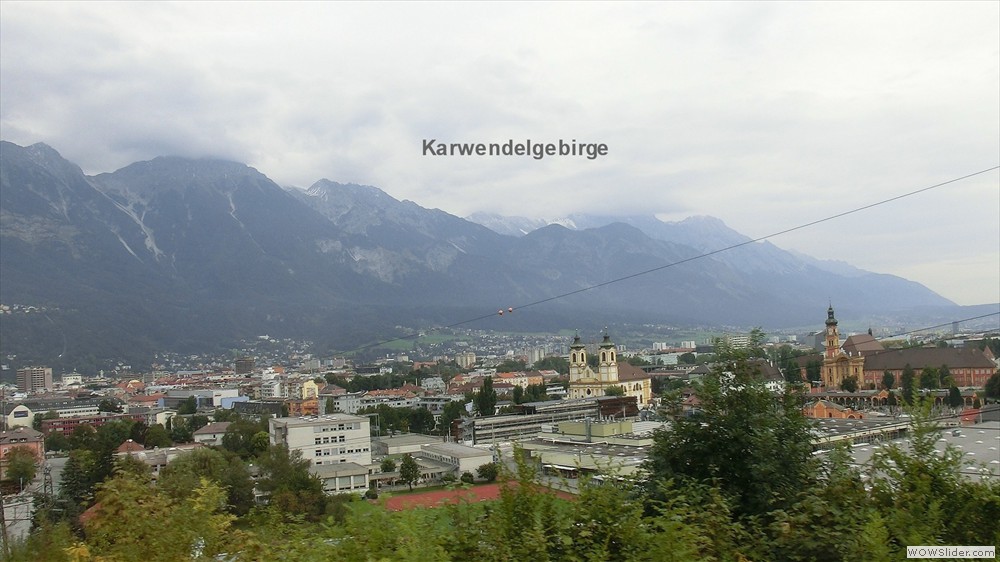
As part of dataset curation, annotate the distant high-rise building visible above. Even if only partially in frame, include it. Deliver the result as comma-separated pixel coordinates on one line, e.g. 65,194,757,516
526,347,546,366
456,351,477,369
16,366,53,393
235,357,255,375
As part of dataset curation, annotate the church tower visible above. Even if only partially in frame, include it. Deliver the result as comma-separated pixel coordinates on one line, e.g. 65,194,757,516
820,304,865,389
569,334,587,382
597,333,619,383
824,304,841,360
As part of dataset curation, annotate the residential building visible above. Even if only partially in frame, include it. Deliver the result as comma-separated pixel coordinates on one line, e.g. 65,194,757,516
16,367,53,393
193,422,232,445
456,351,477,369
235,357,255,375
0,426,45,480
112,442,206,481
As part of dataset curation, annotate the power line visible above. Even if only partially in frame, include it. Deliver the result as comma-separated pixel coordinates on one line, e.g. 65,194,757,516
334,166,1000,357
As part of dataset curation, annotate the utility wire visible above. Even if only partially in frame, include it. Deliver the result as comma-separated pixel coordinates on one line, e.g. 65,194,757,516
335,166,1000,356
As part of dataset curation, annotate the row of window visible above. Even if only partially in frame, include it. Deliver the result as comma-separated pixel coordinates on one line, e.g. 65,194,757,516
315,434,347,444
314,446,369,456
317,422,361,432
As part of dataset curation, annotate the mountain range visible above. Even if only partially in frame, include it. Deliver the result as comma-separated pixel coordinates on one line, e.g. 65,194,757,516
0,141,969,371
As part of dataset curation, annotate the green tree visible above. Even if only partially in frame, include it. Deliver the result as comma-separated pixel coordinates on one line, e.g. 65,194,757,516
170,418,194,443
678,352,697,365
97,398,122,413
84,472,236,562
399,453,420,491
569,477,652,561
919,367,939,389
512,385,524,404
522,383,549,403
57,448,100,517
4,446,38,487
780,356,803,384
474,378,497,416
221,416,269,459
604,384,626,396
476,462,499,482
437,400,465,437
68,423,98,451
177,396,198,415
984,371,1000,402
44,431,69,452
841,375,859,393
901,364,915,405
143,424,172,448
188,414,210,432
158,447,255,516
882,370,895,390
32,410,59,431
938,364,953,387
407,408,435,434
460,471,474,484
380,458,397,473
748,326,768,359
947,385,963,411
645,355,818,519
256,444,325,518
496,358,527,372
625,356,652,366
805,359,823,384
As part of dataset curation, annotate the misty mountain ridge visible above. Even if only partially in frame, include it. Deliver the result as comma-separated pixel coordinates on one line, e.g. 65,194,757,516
0,141,965,370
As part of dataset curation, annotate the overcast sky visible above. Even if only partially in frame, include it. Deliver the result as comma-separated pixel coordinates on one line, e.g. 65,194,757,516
2,2,998,307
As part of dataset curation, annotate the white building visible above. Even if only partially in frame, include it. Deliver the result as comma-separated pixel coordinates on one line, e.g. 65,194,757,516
419,442,494,476
269,414,372,468
193,421,231,446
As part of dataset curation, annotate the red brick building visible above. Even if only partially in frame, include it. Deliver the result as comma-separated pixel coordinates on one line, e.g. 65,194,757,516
40,412,144,435
862,347,996,388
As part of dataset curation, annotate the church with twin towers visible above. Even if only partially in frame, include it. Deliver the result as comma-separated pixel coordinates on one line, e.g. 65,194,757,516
566,332,652,407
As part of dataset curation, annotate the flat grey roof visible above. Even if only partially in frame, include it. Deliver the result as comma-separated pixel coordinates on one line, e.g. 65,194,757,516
274,414,367,426
422,442,493,459
311,462,369,478
843,421,1000,481
376,433,441,448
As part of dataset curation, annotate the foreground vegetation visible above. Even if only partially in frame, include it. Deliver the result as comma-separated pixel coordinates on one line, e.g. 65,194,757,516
9,357,1000,561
